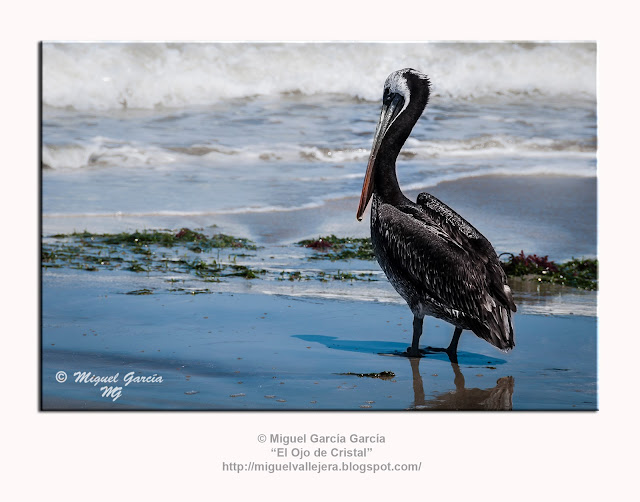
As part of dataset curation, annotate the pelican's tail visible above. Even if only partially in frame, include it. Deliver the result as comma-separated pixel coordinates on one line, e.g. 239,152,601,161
473,301,516,352
494,304,516,351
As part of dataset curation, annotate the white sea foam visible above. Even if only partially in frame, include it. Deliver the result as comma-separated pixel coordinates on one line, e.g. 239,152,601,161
405,135,595,159
259,286,597,317
42,200,327,219
42,134,595,170
42,137,178,169
42,42,596,111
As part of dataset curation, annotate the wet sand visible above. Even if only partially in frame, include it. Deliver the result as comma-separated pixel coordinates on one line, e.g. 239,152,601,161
42,272,596,411
210,174,597,262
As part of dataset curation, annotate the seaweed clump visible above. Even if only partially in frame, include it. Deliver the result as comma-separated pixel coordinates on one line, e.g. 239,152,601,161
500,251,598,290
51,228,256,251
298,235,375,261
42,228,263,281
101,228,256,251
338,371,396,380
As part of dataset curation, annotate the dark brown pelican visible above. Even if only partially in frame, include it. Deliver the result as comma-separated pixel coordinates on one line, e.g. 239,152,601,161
357,68,516,361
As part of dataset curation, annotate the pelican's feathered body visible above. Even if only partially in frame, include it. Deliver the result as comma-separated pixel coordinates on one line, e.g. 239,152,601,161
357,69,516,359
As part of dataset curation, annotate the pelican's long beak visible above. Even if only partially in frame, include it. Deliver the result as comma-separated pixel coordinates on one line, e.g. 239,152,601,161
356,93,405,221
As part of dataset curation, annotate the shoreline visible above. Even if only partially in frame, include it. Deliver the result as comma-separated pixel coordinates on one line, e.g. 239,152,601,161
42,173,597,262
218,173,597,262
42,226,597,317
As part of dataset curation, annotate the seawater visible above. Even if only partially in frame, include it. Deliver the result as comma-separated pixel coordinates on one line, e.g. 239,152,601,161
42,42,597,248
42,42,596,108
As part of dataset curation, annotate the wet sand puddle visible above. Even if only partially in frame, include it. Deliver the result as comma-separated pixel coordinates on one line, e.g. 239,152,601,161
42,270,596,410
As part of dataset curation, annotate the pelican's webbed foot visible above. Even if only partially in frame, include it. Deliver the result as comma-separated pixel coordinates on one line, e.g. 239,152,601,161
424,327,463,364
424,346,459,364
405,346,424,358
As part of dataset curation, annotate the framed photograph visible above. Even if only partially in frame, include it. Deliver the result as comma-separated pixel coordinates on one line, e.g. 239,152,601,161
41,42,597,411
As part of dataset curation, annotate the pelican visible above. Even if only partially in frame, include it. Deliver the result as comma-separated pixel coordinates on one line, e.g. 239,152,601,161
357,68,516,361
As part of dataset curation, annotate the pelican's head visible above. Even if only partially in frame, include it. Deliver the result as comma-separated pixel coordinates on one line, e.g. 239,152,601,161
356,69,431,221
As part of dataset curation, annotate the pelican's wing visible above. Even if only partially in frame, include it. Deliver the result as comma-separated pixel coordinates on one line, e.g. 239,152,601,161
375,196,515,350
416,192,516,312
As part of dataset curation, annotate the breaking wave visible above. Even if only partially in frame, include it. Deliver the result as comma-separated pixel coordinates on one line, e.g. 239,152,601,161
43,42,596,111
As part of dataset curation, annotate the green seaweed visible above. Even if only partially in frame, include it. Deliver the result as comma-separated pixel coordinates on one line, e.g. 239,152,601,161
331,271,358,281
278,270,309,281
226,264,266,279
127,261,147,272
186,259,223,277
42,227,269,291
49,228,256,251
42,230,598,292
298,235,375,261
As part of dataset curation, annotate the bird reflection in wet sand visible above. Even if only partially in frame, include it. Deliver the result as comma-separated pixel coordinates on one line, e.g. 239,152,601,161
407,358,515,410
357,69,516,361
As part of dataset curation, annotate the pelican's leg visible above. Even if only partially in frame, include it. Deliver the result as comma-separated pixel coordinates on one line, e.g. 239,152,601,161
426,327,463,364
446,327,463,364
406,316,424,357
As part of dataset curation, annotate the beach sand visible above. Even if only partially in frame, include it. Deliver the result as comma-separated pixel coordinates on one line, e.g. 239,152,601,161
195,174,596,261
42,271,596,411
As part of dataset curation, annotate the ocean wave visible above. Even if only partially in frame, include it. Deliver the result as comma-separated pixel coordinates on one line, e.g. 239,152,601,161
42,201,327,219
42,42,596,111
42,134,596,170
405,135,596,158
42,137,178,170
